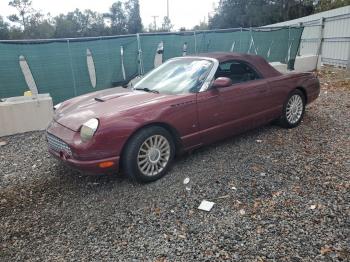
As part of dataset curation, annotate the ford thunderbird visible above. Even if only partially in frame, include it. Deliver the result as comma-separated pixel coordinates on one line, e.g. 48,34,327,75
47,52,320,182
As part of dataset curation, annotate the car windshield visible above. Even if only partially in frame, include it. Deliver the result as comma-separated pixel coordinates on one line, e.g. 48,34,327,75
133,58,213,94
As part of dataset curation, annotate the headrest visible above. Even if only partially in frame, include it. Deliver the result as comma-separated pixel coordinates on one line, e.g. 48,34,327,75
230,64,246,74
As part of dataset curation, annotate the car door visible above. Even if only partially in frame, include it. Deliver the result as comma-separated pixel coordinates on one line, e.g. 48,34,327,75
196,88,224,144
218,78,271,135
197,60,272,143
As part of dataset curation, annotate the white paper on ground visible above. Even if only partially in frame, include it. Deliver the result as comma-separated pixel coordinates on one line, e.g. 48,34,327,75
183,178,190,185
198,200,215,212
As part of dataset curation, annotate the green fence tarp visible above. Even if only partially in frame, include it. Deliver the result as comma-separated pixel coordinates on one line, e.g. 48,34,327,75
0,27,303,104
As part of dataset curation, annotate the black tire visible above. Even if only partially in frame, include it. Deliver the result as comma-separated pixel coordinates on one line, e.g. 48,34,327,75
122,126,175,183
279,89,306,128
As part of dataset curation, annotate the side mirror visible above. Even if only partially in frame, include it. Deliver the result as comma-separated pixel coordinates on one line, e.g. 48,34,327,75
212,77,232,88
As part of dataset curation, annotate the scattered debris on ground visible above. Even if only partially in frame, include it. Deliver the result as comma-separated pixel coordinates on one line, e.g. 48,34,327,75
317,65,350,91
198,200,215,212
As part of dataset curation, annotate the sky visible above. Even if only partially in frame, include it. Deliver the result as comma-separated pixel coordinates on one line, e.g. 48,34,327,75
0,0,219,30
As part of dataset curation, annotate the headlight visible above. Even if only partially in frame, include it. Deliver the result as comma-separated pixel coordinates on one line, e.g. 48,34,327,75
80,118,99,142
54,103,62,110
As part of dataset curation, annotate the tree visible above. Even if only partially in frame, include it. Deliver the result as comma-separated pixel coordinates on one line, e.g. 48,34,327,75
209,0,250,28
54,9,106,38
8,0,34,29
161,16,173,32
8,27,23,39
193,21,209,31
315,0,350,12
208,0,315,29
104,2,128,35
7,0,55,39
25,12,55,39
54,13,80,38
125,0,143,33
0,16,10,39
75,9,105,37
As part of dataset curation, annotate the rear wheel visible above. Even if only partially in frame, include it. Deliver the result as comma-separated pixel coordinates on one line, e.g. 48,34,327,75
122,126,175,183
279,89,306,128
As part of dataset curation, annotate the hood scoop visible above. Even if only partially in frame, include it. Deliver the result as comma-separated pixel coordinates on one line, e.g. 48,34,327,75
94,92,128,102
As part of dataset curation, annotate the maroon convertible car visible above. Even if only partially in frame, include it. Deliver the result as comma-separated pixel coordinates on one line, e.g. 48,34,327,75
47,52,320,182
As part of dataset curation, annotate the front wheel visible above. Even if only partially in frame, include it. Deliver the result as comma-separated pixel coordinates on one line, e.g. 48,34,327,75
279,89,306,128
122,126,175,183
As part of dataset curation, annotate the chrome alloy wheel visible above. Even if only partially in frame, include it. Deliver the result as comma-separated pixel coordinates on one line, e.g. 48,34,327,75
286,94,303,124
137,135,171,176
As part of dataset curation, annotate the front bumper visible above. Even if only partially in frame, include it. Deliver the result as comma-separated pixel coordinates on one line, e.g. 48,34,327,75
46,121,121,174
48,148,120,174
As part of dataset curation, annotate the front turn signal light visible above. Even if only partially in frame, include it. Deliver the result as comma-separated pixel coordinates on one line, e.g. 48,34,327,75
99,161,114,168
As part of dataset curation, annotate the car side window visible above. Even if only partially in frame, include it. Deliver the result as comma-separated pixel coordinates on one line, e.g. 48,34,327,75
215,60,261,84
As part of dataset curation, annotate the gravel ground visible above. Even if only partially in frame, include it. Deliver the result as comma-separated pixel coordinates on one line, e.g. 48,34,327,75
0,67,349,261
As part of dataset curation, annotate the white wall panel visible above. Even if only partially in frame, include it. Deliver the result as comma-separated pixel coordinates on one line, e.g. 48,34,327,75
267,6,350,67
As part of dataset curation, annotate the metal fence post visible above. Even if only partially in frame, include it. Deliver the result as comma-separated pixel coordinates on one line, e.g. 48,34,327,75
67,39,77,96
248,27,252,53
240,27,242,52
194,31,197,54
248,27,257,54
298,22,303,56
137,33,144,75
315,17,325,70
347,38,350,71
287,26,291,63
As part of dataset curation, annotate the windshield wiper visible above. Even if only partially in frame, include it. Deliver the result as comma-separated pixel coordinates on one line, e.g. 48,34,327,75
134,87,159,94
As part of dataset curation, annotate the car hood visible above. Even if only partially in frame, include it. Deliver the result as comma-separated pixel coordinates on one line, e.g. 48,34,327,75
54,87,169,131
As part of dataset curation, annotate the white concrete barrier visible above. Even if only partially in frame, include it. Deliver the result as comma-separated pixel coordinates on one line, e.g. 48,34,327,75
270,55,321,73
294,55,321,72
0,94,53,137
270,62,288,73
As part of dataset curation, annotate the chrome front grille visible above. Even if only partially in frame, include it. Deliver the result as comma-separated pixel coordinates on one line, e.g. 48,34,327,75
47,133,72,156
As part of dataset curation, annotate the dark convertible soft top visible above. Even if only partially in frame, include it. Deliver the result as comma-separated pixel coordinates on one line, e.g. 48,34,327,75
196,52,282,78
